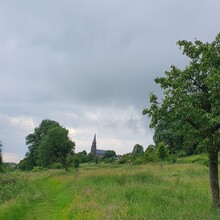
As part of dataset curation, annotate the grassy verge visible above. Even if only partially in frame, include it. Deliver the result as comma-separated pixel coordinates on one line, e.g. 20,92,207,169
0,164,219,219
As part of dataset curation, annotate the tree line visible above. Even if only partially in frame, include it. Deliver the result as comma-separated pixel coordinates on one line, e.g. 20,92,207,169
17,119,118,171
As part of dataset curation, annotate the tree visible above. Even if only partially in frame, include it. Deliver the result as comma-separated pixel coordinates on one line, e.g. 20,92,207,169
103,150,117,159
37,126,75,169
86,153,95,162
132,144,144,156
144,145,157,162
143,33,220,207
18,158,28,171
0,141,3,172
25,119,60,169
76,150,88,163
153,120,184,154
24,119,75,170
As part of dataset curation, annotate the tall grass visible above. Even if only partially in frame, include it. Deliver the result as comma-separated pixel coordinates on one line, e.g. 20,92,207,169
0,164,219,219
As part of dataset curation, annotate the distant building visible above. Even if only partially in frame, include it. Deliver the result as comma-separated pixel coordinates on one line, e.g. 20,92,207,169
90,134,106,157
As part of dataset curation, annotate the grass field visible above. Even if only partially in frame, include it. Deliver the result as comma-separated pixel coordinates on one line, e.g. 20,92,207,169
1,163,220,220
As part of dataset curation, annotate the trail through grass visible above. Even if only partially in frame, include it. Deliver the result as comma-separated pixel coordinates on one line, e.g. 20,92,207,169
1,164,220,219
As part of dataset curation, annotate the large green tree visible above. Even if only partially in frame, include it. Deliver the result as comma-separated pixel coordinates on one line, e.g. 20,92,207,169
25,119,60,169
24,119,75,170
37,126,75,169
143,33,220,207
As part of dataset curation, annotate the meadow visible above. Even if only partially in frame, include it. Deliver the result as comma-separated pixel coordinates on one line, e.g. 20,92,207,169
0,163,220,220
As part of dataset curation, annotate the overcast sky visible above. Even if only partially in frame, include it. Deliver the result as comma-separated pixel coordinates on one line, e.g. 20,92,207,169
1,1,220,162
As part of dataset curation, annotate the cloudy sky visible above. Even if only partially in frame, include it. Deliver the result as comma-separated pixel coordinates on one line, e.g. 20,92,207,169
1,1,220,162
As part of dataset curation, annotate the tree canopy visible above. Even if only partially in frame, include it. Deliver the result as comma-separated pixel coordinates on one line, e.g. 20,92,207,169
143,33,220,206
103,150,116,159
132,144,144,156
153,120,184,154
21,119,75,170
37,126,75,168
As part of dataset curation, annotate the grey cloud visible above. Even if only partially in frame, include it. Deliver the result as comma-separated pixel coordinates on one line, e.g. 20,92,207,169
0,0,220,161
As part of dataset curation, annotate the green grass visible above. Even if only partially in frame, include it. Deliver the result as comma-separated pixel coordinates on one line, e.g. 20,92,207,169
0,164,220,219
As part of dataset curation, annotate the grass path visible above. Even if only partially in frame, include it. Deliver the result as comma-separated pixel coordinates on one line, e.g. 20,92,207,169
23,171,74,220
0,170,75,220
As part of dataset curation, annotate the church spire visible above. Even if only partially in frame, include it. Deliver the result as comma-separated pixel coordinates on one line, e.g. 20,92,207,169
91,134,97,155
93,134,96,143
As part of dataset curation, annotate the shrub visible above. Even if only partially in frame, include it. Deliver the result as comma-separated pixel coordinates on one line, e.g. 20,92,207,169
50,162,63,169
0,174,27,203
167,154,177,164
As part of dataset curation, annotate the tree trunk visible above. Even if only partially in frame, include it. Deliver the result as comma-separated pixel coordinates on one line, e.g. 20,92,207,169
209,151,220,207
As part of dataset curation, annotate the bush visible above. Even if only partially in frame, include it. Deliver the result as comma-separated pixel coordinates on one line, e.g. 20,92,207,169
167,154,177,164
50,162,63,169
176,150,187,158
118,157,127,164
0,173,27,203
103,157,116,163
144,147,158,163
73,158,80,169
177,154,209,166
192,157,208,166
132,157,144,165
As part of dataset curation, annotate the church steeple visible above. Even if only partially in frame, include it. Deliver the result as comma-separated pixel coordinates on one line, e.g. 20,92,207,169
93,134,96,144
91,134,97,155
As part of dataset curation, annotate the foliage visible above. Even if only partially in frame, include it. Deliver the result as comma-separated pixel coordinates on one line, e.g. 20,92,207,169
177,154,209,166
153,120,184,154
37,126,75,168
144,145,158,162
18,158,28,171
143,33,220,206
0,173,27,203
73,157,80,170
132,144,144,157
75,150,88,163
2,163,17,172
86,153,95,162
25,120,60,169
118,153,132,164
157,142,168,161
22,119,75,170
143,34,220,155
49,162,63,169
102,150,117,159
94,156,100,164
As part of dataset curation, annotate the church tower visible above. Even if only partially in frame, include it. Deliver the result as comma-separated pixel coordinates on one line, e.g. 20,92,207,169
90,134,97,155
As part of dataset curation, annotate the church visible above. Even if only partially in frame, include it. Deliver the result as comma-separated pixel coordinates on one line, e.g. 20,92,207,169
90,134,106,157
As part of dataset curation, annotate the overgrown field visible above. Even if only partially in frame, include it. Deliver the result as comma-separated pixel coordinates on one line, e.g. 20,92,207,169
0,163,220,220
